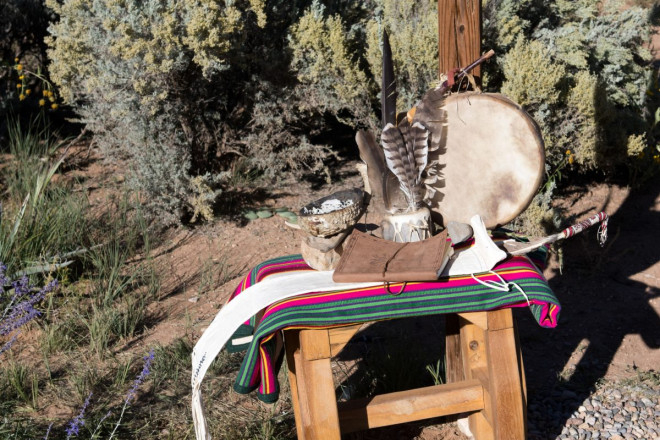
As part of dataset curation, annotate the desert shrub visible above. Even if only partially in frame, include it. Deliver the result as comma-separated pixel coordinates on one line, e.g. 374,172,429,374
486,0,652,173
45,0,444,226
362,0,440,112
45,0,339,225
47,0,656,230
292,0,653,174
288,1,377,130
480,0,655,232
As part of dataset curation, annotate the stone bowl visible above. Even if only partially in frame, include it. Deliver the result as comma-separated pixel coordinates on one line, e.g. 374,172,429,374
298,189,364,237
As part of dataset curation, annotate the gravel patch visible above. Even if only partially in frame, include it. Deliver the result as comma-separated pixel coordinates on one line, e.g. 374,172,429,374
528,379,660,440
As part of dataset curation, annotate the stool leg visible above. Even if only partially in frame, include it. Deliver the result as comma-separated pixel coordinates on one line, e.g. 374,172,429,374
485,309,526,440
284,330,307,440
445,314,465,384
286,328,341,440
459,309,527,440
297,355,341,439
514,318,528,431
460,313,493,440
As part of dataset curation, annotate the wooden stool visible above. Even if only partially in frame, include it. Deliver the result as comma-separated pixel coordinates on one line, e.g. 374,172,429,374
283,308,526,440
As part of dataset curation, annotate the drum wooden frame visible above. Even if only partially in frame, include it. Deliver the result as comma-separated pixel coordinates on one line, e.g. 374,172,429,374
283,308,527,440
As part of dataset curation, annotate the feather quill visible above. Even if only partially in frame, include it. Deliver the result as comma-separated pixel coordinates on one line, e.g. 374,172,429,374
381,30,397,128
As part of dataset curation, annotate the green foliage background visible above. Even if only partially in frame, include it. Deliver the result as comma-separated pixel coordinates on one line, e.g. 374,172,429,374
38,0,660,226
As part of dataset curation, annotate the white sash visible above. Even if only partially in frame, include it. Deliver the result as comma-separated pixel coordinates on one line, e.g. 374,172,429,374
191,270,380,440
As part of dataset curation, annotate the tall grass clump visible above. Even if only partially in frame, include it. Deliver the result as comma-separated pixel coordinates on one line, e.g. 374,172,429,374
0,115,89,276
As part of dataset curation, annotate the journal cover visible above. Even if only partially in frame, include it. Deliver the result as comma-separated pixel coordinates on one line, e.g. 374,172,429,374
332,229,450,283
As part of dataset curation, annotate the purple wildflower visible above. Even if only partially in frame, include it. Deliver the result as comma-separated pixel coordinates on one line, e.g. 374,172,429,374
108,349,155,440
126,349,155,403
65,392,92,439
0,263,8,293
0,333,18,356
0,269,58,357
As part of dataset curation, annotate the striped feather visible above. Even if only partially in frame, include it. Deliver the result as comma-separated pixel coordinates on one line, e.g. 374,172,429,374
381,121,430,210
382,122,412,202
410,122,429,181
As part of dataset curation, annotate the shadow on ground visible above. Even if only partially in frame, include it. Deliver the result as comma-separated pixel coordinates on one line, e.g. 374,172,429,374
518,175,660,438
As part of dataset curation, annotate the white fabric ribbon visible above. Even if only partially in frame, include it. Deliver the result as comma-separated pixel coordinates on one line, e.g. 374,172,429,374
191,270,381,440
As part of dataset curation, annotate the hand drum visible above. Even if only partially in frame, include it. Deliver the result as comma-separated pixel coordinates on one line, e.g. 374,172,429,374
425,92,545,228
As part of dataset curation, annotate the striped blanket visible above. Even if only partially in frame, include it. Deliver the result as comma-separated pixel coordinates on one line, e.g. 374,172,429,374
226,247,559,403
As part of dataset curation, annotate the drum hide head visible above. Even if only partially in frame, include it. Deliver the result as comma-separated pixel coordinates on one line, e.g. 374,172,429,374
424,92,545,229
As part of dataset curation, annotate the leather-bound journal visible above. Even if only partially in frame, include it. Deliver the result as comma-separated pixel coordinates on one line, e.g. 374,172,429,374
332,229,451,283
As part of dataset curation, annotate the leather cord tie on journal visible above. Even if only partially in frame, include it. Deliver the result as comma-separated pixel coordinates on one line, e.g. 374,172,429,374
382,243,409,296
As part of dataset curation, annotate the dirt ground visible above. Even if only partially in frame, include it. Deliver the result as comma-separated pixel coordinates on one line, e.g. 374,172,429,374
89,153,658,439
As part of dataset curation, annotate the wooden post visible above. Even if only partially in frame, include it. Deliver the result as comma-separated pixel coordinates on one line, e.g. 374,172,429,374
438,0,482,78
441,0,482,404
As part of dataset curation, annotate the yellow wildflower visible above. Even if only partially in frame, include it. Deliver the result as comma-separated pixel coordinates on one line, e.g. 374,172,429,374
39,99,45,106
16,64,22,71
16,83,21,89
25,89,31,95
48,95,55,102
18,75,24,80
14,57,19,63
19,94,25,101
51,103,58,110
565,149,571,155
43,90,48,97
